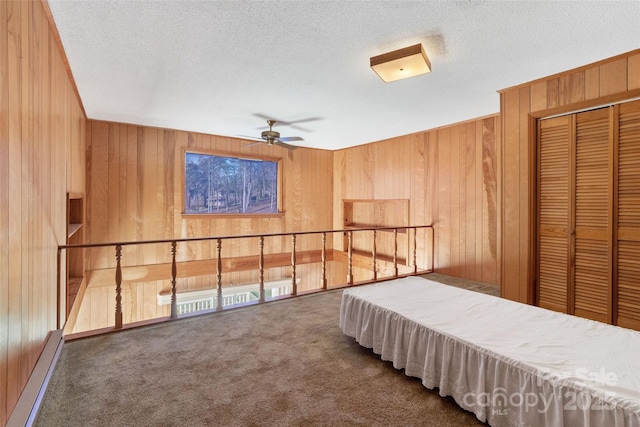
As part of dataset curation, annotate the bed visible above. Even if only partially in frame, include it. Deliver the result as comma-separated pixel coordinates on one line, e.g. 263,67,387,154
339,276,640,427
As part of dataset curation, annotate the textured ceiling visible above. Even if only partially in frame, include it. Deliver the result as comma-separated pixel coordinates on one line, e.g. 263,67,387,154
48,1,640,151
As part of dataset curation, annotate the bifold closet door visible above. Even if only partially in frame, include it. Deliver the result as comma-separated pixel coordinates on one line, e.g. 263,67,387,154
617,100,640,329
573,108,612,323
537,108,612,321
538,100,640,329
537,116,571,313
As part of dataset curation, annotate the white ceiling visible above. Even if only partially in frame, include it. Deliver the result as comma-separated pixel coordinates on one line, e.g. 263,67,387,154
48,0,640,151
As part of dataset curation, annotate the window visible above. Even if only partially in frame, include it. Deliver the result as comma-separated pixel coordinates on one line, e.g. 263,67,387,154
184,151,280,215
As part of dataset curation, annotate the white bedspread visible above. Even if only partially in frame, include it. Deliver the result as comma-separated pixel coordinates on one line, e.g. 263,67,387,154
339,276,640,427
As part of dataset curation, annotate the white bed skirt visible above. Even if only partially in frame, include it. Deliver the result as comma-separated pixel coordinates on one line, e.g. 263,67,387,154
339,276,640,427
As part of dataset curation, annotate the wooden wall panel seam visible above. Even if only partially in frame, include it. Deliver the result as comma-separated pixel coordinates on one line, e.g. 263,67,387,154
518,86,531,303
0,1,10,422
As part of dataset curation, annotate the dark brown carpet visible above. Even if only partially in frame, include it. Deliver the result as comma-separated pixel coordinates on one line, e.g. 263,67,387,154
35,274,496,426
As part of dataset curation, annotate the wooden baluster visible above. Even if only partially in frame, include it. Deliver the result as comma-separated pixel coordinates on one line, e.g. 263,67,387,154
372,229,377,280
393,229,398,277
321,232,327,290
259,236,265,302
347,231,353,285
115,245,123,329
170,241,178,319
431,227,435,272
413,228,418,273
57,248,62,329
291,234,297,296
216,238,223,310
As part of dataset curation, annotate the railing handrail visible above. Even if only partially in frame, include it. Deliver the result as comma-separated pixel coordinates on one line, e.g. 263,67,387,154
58,224,435,333
57,225,433,250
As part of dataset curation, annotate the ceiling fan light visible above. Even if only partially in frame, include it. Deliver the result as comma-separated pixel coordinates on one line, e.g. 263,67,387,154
370,43,431,83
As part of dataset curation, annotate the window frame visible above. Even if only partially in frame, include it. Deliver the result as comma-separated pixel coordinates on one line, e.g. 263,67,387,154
181,148,284,218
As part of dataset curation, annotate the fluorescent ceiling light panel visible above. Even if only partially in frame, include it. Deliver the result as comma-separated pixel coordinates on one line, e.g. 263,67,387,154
370,43,431,83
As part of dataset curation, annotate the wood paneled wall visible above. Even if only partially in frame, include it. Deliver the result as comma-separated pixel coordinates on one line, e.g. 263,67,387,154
86,120,333,263
79,121,333,330
334,115,501,285
500,48,640,303
87,121,332,245
0,1,86,423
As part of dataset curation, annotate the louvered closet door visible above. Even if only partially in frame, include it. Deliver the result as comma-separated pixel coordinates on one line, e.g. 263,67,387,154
538,100,640,329
617,100,640,329
573,108,612,323
537,116,571,313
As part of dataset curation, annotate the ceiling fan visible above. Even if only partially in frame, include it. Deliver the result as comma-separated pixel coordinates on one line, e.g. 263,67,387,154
241,120,303,150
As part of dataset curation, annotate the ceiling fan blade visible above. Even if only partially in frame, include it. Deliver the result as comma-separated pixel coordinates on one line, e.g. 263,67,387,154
244,141,264,148
274,141,298,150
278,136,304,142
252,114,322,132
279,117,322,132
237,134,264,141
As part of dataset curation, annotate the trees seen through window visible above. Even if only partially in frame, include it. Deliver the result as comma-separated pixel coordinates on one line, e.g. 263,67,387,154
184,152,279,214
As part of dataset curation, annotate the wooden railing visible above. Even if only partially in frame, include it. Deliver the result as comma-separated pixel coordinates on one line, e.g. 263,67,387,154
57,225,434,332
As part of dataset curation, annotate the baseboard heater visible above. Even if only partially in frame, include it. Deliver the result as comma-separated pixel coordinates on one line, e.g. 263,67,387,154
7,329,64,427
